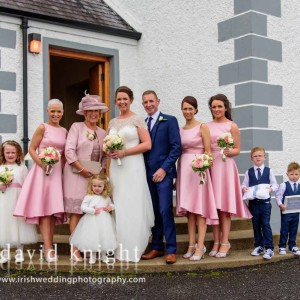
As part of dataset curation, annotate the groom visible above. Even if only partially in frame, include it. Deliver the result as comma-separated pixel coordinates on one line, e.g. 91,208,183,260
142,90,181,264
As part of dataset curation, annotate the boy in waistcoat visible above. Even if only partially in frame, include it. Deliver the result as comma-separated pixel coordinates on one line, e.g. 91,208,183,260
275,162,300,256
241,147,278,259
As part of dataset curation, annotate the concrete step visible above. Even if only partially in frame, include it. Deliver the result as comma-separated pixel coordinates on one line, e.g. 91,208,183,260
27,231,280,255
3,249,297,274
48,217,253,236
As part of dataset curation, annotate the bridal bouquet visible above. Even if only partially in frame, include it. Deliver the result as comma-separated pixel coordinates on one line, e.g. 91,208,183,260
217,132,234,162
0,167,14,193
191,153,213,184
103,134,124,166
39,147,61,176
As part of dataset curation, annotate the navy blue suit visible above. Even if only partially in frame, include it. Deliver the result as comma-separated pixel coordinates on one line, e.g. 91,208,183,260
248,167,274,250
279,182,300,250
144,112,181,254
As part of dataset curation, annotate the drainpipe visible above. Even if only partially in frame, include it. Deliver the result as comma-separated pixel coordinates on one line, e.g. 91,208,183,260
20,17,30,154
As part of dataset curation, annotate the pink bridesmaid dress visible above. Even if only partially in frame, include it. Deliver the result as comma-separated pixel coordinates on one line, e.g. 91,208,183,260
14,123,67,224
176,124,219,225
207,120,252,218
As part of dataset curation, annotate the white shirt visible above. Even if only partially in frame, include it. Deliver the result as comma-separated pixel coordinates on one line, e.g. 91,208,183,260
147,110,160,131
275,180,300,206
241,164,278,192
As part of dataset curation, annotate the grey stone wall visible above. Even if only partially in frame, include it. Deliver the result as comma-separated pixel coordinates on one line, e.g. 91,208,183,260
0,28,17,141
218,0,283,177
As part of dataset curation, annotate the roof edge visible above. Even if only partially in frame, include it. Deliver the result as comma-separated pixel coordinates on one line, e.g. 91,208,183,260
0,7,142,40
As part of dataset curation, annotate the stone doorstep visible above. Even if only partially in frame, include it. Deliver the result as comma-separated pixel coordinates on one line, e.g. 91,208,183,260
49,217,253,235
2,249,298,274
25,230,280,255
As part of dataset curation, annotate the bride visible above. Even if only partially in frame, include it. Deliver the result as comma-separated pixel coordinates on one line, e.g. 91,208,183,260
108,86,154,262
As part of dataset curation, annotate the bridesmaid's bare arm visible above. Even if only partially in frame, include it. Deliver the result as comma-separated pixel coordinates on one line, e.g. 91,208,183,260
224,122,240,157
200,124,212,155
29,124,45,169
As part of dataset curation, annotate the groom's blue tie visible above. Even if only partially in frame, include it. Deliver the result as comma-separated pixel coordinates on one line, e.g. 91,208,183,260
147,116,153,132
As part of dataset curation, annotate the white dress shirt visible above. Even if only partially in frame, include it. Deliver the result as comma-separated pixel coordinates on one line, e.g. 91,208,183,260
275,180,300,206
241,164,278,193
147,110,160,131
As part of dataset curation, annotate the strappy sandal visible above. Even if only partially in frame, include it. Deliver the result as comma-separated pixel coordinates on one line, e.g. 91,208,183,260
209,242,220,257
215,243,231,258
189,246,206,261
183,244,197,259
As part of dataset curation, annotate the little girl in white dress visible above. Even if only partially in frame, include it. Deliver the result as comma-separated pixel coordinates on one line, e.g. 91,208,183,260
0,141,37,264
69,174,117,264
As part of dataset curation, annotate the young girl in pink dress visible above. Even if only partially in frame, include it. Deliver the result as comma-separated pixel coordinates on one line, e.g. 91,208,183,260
176,96,219,261
0,141,37,264
14,99,67,263
207,94,252,258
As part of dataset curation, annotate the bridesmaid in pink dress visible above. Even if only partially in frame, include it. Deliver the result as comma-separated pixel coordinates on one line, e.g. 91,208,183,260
176,96,219,261
207,94,252,258
14,99,67,262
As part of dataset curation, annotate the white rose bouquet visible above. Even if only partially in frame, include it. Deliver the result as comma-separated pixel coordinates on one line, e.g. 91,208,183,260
103,134,124,166
0,167,14,193
39,147,61,176
191,153,213,184
216,132,234,162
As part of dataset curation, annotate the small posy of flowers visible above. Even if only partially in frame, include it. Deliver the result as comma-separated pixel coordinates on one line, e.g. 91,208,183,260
217,132,234,162
39,147,61,176
158,116,167,122
0,167,14,193
191,153,213,184
103,134,124,166
86,131,96,141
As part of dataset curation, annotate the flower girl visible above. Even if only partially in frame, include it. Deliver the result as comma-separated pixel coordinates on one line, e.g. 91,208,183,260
70,174,117,264
0,141,37,263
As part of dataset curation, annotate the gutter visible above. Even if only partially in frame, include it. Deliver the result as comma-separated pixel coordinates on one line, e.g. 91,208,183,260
20,17,30,154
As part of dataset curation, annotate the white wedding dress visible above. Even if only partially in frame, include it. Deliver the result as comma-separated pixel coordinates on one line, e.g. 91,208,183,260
109,114,154,262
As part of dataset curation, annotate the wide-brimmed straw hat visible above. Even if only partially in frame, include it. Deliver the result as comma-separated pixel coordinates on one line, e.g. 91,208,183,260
76,93,109,115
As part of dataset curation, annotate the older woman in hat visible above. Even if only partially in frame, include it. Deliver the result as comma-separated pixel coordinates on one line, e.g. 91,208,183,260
63,93,108,261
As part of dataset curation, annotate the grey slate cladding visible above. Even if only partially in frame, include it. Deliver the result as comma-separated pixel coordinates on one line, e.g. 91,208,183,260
0,71,16,91
0,114,17,133
235,35,282,62
240,129,283,151
219,58,268,86
0,28,16,49
233,106,268,128
234,0,281,18
218,12,267,42
235,82,282,106
0,0,136,33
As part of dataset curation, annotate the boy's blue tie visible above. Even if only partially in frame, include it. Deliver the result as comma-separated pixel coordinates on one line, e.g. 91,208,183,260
147,116,153,132
294,182,297,193
257,168,262,180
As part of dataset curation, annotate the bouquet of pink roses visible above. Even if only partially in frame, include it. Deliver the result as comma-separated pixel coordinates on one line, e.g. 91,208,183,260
191,153,213,184
103,134,124,166
217,132,234,162
0,167,14,193
39,147,61,176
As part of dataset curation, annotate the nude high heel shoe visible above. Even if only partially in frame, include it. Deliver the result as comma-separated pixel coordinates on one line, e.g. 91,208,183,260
189,246,206,261
215,243,231,258
183,244,197,259
209,242,220,257
44,248,58,263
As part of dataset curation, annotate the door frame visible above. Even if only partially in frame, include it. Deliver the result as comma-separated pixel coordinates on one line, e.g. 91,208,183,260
42,38,120,124
49,48,110,129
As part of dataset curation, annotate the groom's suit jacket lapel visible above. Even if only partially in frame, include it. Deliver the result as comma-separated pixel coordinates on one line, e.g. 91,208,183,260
150,112,162,142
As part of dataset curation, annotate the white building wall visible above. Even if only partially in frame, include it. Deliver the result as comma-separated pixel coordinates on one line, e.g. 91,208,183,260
1,0,300,181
